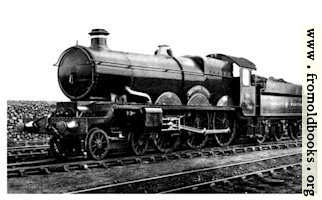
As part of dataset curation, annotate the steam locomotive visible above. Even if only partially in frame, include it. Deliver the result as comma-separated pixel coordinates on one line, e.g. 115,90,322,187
19,29,302,160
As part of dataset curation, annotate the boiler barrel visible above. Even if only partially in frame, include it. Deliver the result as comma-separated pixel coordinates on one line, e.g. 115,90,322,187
57,46,205,101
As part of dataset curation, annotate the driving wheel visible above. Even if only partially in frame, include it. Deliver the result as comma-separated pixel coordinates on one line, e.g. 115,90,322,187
213,112,236,147
185,112,209,149
153,131,180,153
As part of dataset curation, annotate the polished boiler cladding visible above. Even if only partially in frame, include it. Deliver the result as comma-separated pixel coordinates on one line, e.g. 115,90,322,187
57,29,241,105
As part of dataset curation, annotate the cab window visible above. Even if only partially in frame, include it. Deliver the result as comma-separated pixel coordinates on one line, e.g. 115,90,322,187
233,63,239,77
242,68,250,86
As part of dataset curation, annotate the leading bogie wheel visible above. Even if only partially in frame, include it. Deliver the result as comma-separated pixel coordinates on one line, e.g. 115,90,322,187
87,128,110,160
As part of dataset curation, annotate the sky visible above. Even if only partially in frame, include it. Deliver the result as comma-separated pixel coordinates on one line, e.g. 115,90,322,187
1,0,320,101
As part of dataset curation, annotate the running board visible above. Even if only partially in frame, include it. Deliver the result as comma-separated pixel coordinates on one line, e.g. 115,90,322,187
179,125,231,135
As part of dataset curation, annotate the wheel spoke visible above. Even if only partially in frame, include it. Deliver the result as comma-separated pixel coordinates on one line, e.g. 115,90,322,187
184,112,209,149
88,128,110,160
214,113,235,147
271,123,283,141
130,131,148,155
95,133,100,141
154,131,179,153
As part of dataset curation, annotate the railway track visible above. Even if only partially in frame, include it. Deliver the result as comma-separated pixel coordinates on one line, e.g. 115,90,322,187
7,145,50,163
161,162,301,193
8,139,301,178
7,138,300,163
70,152,301,193
7,144,49,152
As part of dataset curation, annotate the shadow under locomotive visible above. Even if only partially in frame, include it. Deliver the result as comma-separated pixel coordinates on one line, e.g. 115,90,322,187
17,29,302,160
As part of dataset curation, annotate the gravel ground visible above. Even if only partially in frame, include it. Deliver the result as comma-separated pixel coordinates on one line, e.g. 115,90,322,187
7,100,55,147
192,164,301,193
7,147,301,193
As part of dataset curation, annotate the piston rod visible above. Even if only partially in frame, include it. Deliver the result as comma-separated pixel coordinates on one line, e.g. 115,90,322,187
180,125,230,135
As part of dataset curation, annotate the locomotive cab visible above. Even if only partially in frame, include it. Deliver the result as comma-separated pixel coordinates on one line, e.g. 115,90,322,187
239,67,256,116
207,54,257,116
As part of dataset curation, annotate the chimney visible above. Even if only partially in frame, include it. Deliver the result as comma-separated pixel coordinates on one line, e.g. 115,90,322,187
89,28,109,50
154,45,173,56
